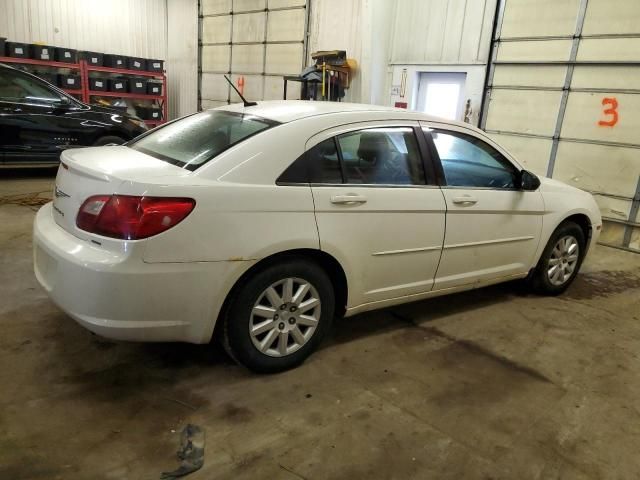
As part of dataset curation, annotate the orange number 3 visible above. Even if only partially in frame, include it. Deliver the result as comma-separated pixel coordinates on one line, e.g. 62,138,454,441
598,97,618,127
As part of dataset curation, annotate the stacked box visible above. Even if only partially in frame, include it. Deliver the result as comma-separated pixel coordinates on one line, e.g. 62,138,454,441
147,81,162,95
108,78,129,93
57,74,81,89
55,47,78,63
83,51,104,66
130,78,148,93
104,54,127,69
32,45,54,61
127,57,145,71
146,59,163,72
135,105,161,120
89,77,108,91
6,42,30,58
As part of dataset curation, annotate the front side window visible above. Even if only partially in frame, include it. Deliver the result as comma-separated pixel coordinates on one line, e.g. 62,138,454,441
129,110,276,171
430,129,519,189
337,128,426,185
0,69,64,104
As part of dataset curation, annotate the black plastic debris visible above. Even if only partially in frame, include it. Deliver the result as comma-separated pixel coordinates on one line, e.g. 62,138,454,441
160,424,205,479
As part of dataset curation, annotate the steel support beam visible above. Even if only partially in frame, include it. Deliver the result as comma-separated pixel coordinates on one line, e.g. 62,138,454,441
546,0,589,178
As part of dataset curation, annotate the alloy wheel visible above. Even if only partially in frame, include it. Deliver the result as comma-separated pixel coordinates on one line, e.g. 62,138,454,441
547,235,580,286
249,277,321,357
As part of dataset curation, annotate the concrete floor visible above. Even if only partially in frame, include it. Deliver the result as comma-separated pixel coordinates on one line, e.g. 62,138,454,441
2,170,640,480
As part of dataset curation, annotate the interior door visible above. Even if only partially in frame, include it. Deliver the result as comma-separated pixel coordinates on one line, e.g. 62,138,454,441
307,122,446,307
422,123,544,290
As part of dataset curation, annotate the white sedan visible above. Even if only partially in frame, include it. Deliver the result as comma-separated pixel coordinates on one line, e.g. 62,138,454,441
34,101,602,372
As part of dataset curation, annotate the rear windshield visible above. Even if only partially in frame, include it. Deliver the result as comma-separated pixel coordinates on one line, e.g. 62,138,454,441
128,110,277,171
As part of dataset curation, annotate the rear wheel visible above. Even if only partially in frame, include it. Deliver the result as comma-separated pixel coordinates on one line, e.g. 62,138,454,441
93,135,127,146
222,259,334,373
530,221,586,295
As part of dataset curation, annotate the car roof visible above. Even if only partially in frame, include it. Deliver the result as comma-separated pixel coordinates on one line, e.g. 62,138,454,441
215,100,471,128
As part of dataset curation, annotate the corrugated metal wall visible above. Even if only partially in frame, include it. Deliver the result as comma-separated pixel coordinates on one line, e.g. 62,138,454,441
167,0,198,118
307,0,364,102
389,0,496,65
481,0,640,252
0,0,167,58
387,0,497,124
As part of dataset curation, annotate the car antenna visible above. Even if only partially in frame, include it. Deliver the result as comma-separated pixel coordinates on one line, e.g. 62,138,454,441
224,75,257,107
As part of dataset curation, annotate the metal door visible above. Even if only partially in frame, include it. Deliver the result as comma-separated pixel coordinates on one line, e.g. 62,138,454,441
480,0,640,252
199,0,309,109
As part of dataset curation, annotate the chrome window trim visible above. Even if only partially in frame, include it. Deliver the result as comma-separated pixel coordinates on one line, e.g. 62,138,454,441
277,182,441,189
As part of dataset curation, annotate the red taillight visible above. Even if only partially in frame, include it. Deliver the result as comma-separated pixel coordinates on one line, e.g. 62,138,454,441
76,195,195,240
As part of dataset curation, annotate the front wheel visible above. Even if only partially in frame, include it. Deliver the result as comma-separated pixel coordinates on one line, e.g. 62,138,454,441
530,221,586,295
222,259,335,373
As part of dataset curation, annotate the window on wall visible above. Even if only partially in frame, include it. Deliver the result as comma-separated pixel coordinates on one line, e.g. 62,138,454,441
429,129,519,189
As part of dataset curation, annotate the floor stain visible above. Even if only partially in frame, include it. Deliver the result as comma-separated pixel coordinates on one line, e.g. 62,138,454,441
221,403,255,423
565,270,640,300
389,311,554,385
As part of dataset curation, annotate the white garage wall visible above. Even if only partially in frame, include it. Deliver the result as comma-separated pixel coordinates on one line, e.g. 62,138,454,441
0,0,167,58
307,0,365,102
167,0,199,118
482,0,640,252
387,0,497,124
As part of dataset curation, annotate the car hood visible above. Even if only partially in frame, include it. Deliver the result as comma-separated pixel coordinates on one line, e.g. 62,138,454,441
538,176,589,196
82,103,141,121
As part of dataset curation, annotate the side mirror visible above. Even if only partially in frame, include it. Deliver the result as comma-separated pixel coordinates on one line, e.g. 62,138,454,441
52,96,72,110
520,170,541,191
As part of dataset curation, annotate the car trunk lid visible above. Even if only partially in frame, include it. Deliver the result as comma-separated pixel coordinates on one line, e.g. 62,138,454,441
52,146,190,240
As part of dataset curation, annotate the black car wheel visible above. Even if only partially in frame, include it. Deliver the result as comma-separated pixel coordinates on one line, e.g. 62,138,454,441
530,221,586,295
222,258,335,373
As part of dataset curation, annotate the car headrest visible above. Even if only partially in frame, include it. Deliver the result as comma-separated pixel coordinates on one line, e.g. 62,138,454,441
357,132,387,163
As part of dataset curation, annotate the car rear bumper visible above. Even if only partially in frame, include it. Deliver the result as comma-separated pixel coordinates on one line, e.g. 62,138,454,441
33,203,245,344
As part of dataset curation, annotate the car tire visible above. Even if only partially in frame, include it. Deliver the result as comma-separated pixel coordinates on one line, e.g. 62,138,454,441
93,135,127,146
222,258,335,373
530,221,586,295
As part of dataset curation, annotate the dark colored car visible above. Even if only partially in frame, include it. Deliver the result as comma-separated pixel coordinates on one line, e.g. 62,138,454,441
0,63,148,167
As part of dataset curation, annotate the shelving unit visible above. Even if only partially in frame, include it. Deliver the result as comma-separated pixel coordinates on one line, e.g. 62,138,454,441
81,61,167,126
0,56,81,69
0,56,167,126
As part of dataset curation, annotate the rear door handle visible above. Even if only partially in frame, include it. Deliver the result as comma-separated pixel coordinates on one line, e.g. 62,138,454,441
452,195,478,205
330,194,367,205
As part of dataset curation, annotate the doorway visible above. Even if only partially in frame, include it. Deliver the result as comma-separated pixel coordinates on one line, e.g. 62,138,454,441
416,72,467,121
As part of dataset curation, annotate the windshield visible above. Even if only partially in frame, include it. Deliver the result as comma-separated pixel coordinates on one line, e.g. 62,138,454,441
128,110,277,171
0,67,71,105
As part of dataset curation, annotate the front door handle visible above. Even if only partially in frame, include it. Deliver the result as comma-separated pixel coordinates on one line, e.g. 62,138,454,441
330,194,367,205
452,195,478,205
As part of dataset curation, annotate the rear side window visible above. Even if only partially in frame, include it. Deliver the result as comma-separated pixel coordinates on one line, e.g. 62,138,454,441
277,127,427,186
278,138,342,184
337,128,425,185
129,110,277,171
